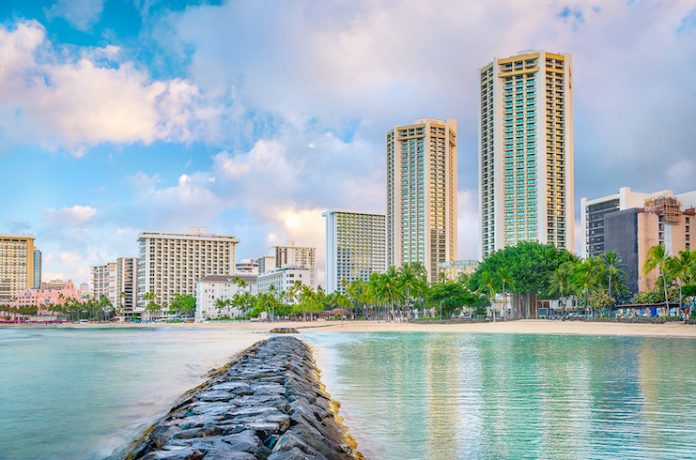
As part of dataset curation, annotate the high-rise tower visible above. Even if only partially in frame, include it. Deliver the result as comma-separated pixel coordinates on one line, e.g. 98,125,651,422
479,51,574,258
387,118,457,281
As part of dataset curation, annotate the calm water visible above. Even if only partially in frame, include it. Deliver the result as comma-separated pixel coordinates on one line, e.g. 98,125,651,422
0,327,263,460
307,332,696,460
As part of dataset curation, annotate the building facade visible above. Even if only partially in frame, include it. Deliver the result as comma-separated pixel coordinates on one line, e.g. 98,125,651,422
0,234,35,304
479,51,574,259
236,259,260,275
195,274,256,322
273,243,317,288
387,118,457,281
256,266,311,299
323,210,386,294
604,196,694,294
256,256,276,275
437,260,480,281
14,280,82,308
137,231,238,308
92,261,117,305
581,187,696,258
33,249,42,289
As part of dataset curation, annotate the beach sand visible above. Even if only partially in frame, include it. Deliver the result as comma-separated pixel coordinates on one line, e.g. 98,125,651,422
21,319,696,339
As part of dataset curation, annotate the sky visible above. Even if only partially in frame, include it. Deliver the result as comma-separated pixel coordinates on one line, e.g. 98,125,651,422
1,0,695,286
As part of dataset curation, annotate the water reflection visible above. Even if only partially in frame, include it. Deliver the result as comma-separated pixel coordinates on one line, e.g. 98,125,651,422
308,333,696,460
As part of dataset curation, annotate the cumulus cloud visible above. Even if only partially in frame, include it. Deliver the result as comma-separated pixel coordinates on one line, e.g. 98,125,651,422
0,20,221,155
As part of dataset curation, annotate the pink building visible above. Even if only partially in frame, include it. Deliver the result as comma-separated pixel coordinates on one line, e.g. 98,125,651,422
13,280,84,310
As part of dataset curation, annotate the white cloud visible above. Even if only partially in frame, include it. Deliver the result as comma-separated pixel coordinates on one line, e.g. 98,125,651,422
44,205,97,226
46,0,104,31
0,20,221,155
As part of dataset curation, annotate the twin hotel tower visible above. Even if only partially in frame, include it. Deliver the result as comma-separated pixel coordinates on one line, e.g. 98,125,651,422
2,50,693,315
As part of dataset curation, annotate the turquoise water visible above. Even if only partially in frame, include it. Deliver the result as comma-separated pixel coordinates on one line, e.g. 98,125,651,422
307,332,696,460
3,329,696,459
0,327,263,460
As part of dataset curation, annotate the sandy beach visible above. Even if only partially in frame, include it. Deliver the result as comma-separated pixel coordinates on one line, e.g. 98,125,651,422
11,319,696,339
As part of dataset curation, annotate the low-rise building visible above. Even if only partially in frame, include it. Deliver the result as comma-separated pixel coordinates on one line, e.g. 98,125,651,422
195,274,256,322
13,280,83,308
256,266,311,300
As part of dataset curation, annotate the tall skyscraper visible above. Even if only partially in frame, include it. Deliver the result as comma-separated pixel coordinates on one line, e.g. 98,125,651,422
0,234,35,303
479,51,574,258
323,210,386,294
273,243,317,288
33,248,42,289
137,231,238,308
386,118,457,281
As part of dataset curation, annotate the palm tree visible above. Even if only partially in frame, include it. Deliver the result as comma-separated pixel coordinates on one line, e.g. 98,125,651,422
644,244,671,309
382,266,400,322
479,270,497,321
572,257,604,317
496,266,512,319
668,250,695,313
603,251,626,301
549,262,573,317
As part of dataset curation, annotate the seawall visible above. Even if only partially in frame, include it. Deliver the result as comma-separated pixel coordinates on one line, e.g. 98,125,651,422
119,336,363,460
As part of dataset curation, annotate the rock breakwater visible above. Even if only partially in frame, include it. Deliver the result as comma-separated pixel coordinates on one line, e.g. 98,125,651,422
121,336,363,460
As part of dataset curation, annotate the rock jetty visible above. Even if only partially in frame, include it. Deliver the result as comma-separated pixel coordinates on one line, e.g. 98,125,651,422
120,336,363,460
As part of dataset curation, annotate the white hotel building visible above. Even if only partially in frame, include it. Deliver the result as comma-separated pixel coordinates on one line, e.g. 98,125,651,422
323,210,386,294
195,274,256,322
92,257,138,316
256,266,311,299
137,231,238,308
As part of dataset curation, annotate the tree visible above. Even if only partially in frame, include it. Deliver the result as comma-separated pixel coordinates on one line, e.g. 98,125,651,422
478,270,497,321
470,241,578,318
213,297,231,317
667,250,695,309
603,251,627,301
571,257,605,317
548,262,574,316
644,244,671,308
143,291,161,320
170,294,196,318
426,280,472,318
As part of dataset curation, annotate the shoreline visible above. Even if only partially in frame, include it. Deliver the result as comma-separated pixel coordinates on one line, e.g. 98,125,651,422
4,319,696,339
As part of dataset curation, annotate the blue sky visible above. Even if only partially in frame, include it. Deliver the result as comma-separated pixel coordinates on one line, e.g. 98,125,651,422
1,0,695,285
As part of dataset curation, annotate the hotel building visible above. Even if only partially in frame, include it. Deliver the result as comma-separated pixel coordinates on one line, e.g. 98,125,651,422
323,210,386,294
273,243,317,288
92,261,117,304
256,256,276,275
137,231,238,308
0,234,35,303
581,187,696,258
195,274,257,322
236,259,260,275
479,51,574,258
386,118,457,281
256,266,311,299
603,195,694,294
